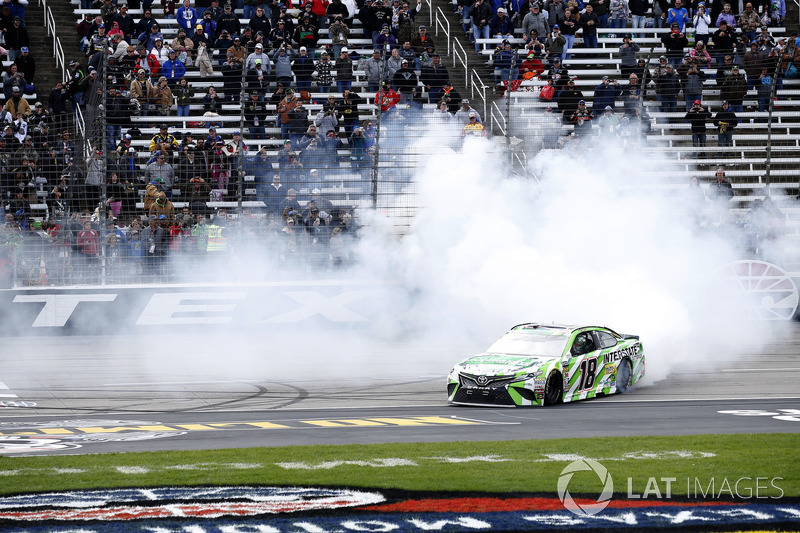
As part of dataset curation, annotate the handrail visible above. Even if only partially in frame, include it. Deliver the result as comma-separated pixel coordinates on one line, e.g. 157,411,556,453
426,0,433,27
491,100,506,136
451,36,468,87
434,7,451,57
75,105,89,160
42,0,67,82
470,68,488,125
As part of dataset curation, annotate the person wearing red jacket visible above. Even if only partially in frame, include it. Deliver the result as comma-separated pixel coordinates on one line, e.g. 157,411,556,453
520,52,545,79
376,82,400,112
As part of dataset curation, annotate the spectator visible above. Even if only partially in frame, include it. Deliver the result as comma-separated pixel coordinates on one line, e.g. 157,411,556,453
720,64,747,112
176,0,198,32
656,64,680,112
420,53,449,103
84,150,104,210
387,48,403,80
470,0,492,53
608,0,629,31
756,66,772,112
217,3,241,38
173,77,192,117
270,20,292,49
628,0,648,28
519,51,545,79
682,61,706,110
661,23,688,67
148,76,174,116
524,4,549,45
246,58,271,92
715,3,736,28
249,6,272,36
618,34,640,78
376,23,398,52
146,152,176,194
293,45,315,93
712,21,736,66
376,81,400,112
737,3,760,43
171,28,195,66
593,75,622,111
559,8,578,59
293,16,319,51
196,40,214,77
622,72,641,116
667,0,689,32
709,168,733,203
455,98,481,124
226,35,246,67
685,99,711,152
742,42,766,88
192,23,211,51
4,85,30,116
545,26,566,62
136,9,157,37
713,100,738,151
339,88,363,135
113,5,135,39
5,16,28,62
244,91,268,139
570,100,593,140
693,3,712,47
245,42,270,71
490,8,514,39
392,59,418,102
329,15,349,57
314,105,339,136
494,40,519,86
277,88,302,140
578,5,598,50
315,50,335,93
162,50,187,85
2,64,25,100
335,48,354,92
272,44,296,87
364,49,383,92
13,46,34,83
557,78,583,120
754,26,776,52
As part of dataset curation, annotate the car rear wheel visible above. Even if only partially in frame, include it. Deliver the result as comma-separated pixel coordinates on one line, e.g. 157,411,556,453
544,371,563,406
616,359,632,394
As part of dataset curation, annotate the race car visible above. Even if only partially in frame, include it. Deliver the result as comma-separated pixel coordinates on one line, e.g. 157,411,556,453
447,323,645,407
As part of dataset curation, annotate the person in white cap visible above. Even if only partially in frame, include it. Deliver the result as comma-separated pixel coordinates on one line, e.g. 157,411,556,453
454,98,481,124
245,42,271,71
364,49,383,92
335,47,354,92
490,7,514,39
293,45,316,94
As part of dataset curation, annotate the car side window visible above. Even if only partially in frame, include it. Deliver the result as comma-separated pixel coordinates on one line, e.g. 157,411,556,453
570,332,597,357
597,331,617,349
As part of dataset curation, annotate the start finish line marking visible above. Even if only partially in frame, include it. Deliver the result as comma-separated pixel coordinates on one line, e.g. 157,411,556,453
0,416,511,437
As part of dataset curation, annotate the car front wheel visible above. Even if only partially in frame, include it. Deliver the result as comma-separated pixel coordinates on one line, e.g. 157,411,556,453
544,371,563,406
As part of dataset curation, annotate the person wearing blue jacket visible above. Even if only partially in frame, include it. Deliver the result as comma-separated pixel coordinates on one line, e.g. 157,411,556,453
666,0,689,32
490,8,515,38
592,76,622,111
176,0,198,32
161,51,187,86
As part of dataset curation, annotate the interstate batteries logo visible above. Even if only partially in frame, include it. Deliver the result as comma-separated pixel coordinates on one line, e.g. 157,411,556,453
557,459,614,516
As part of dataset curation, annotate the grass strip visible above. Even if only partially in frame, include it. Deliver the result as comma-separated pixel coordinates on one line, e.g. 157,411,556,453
0,433,797,497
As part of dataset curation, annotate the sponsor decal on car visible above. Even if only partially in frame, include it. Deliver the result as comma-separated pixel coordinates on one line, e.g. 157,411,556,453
602,344,640,365
0,488,798,532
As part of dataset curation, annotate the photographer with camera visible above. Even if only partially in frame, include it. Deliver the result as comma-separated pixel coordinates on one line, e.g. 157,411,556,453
684,99,712,154
593,75,622,113
618,34,640,78
662,22,689,67
713,100,738,152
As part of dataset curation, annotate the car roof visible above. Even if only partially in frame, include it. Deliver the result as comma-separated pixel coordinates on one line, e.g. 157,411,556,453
509,323,613,336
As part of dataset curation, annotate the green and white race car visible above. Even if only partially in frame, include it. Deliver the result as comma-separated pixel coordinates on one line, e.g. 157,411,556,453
447,323,645,407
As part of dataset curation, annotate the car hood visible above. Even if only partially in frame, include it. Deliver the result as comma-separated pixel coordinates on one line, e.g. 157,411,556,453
455,353,558,377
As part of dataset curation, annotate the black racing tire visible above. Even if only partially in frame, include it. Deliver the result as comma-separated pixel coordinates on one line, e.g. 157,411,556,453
616,358,632,394
544,371,563,406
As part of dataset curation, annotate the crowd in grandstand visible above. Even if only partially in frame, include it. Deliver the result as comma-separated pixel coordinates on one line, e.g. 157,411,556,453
0,0,795,283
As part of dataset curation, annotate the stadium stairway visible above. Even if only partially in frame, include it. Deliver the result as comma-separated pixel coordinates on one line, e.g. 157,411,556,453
25,1,70,94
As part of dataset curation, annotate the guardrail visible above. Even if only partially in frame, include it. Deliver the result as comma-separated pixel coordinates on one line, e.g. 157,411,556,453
434,6,451,57
470,68,488,127
42,0,67,82
452,35,468,87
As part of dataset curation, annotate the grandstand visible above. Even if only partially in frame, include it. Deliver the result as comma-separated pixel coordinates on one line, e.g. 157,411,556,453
0,0,798,285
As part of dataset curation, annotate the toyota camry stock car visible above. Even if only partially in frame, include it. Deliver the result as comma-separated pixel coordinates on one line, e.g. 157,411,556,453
447,324,645,407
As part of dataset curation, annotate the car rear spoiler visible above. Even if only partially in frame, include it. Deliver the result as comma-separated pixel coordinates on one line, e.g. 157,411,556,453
621,334,640,340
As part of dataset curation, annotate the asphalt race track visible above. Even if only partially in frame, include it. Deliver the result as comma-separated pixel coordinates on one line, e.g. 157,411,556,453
0,323,799,455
